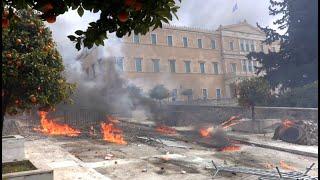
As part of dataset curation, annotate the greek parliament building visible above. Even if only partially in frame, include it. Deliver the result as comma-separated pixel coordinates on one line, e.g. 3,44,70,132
78,20,279,102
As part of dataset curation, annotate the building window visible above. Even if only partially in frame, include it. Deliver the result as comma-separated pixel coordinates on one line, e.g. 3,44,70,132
133,34,140,44
260,44,264,52
213,62,219,74
245,40,250,52
92,64,96,78
197,39,203,48
211,39,216,49
115,57,124,72
200,62,205,74
151,34,157,45
135,58,142,72
240,39,245,51
167,35,173,46
216,89,221,99
184,61,191,73
169,59,176,73
248,60,253,72
229,41,234,51
231,63,237,73
183,37,188,47
242,60,247,72
152,59,160,72
202,89,208,100
272,47,276,52
250,41,255,51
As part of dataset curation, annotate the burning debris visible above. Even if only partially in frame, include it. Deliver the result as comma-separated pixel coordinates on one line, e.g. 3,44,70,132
155,125,177,135
100,116,127,145
273,119,318,145
34,111,81,137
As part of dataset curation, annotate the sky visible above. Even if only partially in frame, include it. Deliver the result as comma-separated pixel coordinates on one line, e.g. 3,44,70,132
46,0,279,66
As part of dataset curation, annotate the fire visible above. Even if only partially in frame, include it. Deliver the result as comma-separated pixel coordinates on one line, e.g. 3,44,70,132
34,111,81,137
155,125,177,134
199,126,214,137
279,160,296,171
100,121,127,145
219,145,241,152
282,119,295,128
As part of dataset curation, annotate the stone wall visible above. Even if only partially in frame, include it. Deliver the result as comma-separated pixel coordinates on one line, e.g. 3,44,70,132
161,105,318,126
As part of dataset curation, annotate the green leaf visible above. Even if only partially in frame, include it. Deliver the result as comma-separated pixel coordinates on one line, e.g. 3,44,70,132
67,35,76,41
75,43,81,51
77,7,84,17
75,30,83,35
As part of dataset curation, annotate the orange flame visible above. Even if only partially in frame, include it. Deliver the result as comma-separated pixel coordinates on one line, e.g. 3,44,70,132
34,111,81,136
199,126,214,137
282,119,295,128
279,160,296,171
100,121,127,145
155,125,177,134
219,145,241,152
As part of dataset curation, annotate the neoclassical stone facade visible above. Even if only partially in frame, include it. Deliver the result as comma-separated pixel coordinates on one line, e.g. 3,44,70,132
78,20,279,101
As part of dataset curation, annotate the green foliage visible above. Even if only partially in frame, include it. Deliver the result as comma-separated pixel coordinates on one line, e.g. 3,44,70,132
2,9,75,116
3,0,181,50
247,0,318,90
270,81,318,108
237,77,271,107
149,85,170,102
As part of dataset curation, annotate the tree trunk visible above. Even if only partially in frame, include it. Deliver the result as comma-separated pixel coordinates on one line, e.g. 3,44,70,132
251,106,255,121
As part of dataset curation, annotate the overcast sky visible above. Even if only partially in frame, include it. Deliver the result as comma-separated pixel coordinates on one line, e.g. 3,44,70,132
47,0,278,65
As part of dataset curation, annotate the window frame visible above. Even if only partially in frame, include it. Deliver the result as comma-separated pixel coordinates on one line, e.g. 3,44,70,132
211,39,216,49
134,58,142,72
167,35,173,46
184,60,191,73
182,37,188,48
133,34,140,44
169,59,176,73
197,38,203,48
151,33,157,45
199,62,206,74
152,59,160,73
216,88,221,99
212,62,219,74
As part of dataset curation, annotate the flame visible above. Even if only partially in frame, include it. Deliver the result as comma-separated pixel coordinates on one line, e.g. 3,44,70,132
279,160,296,171
219,145,241,152
34,111,81,136
282,119,294,128
199,126,214,137
100,121,127,145
155,125,177,134
107,115,120,123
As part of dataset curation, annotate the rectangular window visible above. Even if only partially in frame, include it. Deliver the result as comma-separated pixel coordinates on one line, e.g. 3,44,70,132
197,39,203,48
251,42,255,52
213,62,219,74
202,89,208,100
151,34,157,45
216,89,221,99
231,63,237,73
183,37,188,47
248,60,253,72
133,34,140,44
245,41,250,52
184,61,191,73
115,57,124,72
200,62,205,74
135,58,142,72
169,60,176,73
152,59,160,72
240,39,245,51
229,41,234,51
211,39,216,49
260,44,264,52
167,35,173,46
242,60,247,72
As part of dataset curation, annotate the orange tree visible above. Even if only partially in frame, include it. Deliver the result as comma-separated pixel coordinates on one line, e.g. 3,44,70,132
2,9,75,130
2,0,181,50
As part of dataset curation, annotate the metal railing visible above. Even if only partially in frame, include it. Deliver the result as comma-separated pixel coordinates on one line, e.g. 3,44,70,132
166,98,238,106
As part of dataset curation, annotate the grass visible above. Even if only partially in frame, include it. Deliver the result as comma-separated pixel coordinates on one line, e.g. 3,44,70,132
2,160,37,174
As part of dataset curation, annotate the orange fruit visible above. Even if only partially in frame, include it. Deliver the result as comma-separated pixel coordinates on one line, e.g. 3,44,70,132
46,16,56,23
16,39,22,45
118,11,129,22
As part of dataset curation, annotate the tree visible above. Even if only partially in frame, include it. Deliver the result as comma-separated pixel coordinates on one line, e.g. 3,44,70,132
247,0,318,90
3,0,181,50
237,78,271,121
149,85,170,106
181,89,193,102
2,9,75,131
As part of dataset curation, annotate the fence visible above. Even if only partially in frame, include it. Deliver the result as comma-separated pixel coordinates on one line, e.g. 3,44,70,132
166,98,238,106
